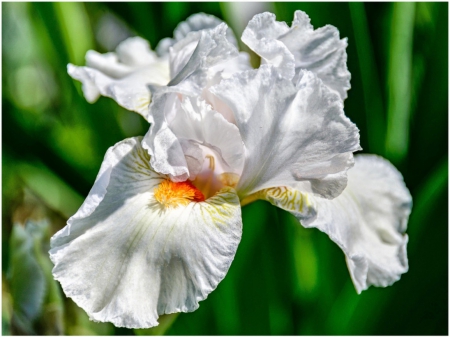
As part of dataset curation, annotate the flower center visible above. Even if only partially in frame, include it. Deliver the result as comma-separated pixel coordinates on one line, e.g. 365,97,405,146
154,180,205,208
191,149,240,199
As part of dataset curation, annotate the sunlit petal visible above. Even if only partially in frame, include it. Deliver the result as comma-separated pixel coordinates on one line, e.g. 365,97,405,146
142,22,243,182
50,137,242,328
156,13,238,57
68,37,170,118
242,11,351,99
211,65,360,199
142,95,244,182
272,155,411,293
241,12,294,79
168,23,238,89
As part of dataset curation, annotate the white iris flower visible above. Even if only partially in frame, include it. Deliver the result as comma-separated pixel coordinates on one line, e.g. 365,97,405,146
51,11,412,329
67,13,248,120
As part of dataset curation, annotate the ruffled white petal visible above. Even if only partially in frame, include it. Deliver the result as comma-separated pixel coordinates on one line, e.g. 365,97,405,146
242,11,351,99
50,137,242,328
201,52,253,125
68,63,168,119
113,37,159,67
168,23,238,89
170,98,244,175
156,13,238,57
208,51,252,81
167,32,200,84
142,95,244,182
142,23,244,181
86,37,158,76
148,20,248,129
68,37,170,117
144,95,190,180
269,155,411,293
210,65,360,199
241,12,294,79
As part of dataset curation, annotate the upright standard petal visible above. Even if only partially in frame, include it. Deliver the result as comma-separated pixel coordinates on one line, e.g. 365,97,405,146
241,12,295,79
68,37,170,118
167,22,238,89
50,137,242,328
156,13,238,57
142,24,244,182
142,93,244,185
242,11,351,99
210,65,360,200
268,155,411,293
161,22,249,124
168,97,244,177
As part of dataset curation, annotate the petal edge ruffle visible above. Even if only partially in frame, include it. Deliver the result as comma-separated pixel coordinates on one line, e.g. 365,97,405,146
211,65,360,200
50,137,242,328
268,154,411,293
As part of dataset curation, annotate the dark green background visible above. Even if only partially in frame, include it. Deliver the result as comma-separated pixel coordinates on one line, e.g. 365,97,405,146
2,2,448,335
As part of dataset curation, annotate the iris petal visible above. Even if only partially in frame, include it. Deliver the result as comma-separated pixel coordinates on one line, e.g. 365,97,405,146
156,13,238,57
68,37,170,118
211,65,360,200
265,154,411,293
50,137,242,328
242,11,351,99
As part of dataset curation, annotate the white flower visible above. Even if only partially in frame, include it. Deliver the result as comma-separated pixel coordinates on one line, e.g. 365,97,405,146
145,63,360,197
68,13,249,120
68,36,170,118
50,137,242,329
309,154,411,293
51,11,412,329
242,11,351,99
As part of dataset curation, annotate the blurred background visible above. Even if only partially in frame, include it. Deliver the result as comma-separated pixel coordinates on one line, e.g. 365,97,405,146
2,2,448,335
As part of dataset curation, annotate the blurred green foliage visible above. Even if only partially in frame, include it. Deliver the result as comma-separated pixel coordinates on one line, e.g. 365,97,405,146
2,2,448,335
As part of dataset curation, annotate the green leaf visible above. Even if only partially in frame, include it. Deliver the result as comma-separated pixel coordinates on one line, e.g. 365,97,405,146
325,280,360,334
18,161,84,219
408,158,448,251
53,2,94,65
349,3,385,155
385,3,416,163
